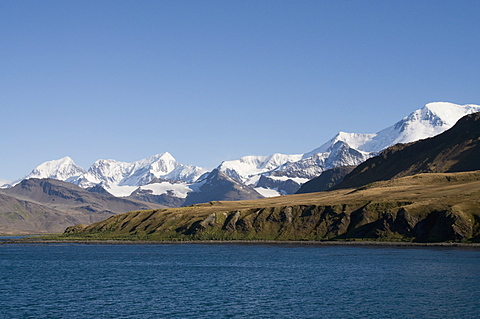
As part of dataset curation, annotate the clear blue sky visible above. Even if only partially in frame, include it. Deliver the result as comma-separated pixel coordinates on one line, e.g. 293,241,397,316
1,0,479,180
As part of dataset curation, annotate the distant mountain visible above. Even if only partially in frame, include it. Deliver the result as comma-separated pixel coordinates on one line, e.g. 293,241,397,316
334,112,480,189
25,156,86,183
76,152,206,189
217,153,303,185
17,152,207,197
0,178,163,234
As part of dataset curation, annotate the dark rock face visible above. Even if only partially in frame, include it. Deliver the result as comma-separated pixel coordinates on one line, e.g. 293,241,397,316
296,165,356,194
335,112,480,189
128,188,186,208
183,169,263,206
86,185,112,196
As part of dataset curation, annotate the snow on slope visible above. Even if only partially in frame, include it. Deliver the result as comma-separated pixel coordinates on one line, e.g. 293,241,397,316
359,102,480,152
303,132,376,158
0,178,12,188
254,187,282,197
275,141,374,178
76,152,206,190
305,103,480,156
105,185,139,197
137,182,194,199
25,156,86,183
18,153,206,197
217,153,303,184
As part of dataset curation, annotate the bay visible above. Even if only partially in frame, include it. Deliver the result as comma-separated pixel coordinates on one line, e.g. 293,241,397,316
0,243,479,318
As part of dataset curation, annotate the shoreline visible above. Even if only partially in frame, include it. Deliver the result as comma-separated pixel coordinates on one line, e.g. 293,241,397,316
2,238,480,247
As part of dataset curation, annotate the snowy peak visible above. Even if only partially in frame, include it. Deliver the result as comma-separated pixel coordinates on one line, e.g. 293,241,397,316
21,153,207,195
360,102,480,152
26,156,86,182
217,153,303,184
423,102,480,126
75,153,207,191
127,153,206,184
79,159,131,187
305,102,480,155
131,152,178,177
303,132,376,158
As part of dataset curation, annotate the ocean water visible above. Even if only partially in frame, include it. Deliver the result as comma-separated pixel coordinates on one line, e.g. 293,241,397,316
0,243,479,319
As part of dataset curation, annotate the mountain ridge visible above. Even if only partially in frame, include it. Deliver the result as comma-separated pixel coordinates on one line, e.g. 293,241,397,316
0,178,164,234
3,102,480,203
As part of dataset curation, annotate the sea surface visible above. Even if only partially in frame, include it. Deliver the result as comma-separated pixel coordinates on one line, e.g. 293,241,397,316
0,242,479,318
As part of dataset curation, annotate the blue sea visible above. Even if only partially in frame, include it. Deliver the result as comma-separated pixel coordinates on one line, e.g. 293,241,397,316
0,242,479,318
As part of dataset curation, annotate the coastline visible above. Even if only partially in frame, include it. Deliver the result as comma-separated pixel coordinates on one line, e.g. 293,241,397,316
2,238,480,247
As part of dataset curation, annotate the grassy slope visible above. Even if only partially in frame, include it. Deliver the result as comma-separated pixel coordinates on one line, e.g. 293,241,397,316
57,171,480,243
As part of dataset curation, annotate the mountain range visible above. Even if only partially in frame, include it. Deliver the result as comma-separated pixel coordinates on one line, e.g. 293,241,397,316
1,101,480,210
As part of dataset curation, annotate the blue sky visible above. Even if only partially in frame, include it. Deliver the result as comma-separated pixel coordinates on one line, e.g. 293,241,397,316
1,0,479,180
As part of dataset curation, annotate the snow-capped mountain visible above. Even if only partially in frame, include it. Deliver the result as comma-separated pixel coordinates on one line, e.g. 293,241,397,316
25,156,87,183
307,102,480,155
4,101,479,202
17,153,207,197
76,152,205,190
217,153,303,185
218,102,480,195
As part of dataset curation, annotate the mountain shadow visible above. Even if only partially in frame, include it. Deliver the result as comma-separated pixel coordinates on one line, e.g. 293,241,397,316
296,165,356,194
